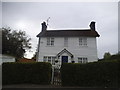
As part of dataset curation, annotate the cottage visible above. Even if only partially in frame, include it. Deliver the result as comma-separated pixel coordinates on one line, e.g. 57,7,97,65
36,21,100,66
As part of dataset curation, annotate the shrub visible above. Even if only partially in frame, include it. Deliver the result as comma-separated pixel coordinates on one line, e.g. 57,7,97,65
2,62,52,85
61,60,119,87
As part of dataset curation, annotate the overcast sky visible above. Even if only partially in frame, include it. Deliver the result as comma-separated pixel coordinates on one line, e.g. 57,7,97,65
2,2,118,59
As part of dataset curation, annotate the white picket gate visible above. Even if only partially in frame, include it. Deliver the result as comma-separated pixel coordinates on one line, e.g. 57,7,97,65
51,66,61,85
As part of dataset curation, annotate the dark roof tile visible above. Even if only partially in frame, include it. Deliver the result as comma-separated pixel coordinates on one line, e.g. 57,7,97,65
37,29,100,37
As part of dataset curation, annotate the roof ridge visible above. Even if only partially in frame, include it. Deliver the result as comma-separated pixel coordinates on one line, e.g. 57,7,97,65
46,29,91,31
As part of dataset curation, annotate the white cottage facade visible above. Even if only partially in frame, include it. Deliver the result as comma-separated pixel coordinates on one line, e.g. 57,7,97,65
36,21,100,66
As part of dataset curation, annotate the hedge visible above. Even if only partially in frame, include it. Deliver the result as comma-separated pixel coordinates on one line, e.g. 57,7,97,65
61,60,120,87
2,62,52,85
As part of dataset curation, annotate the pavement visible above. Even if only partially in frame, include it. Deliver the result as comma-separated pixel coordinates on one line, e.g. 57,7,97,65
2,84,120,90
2,84,62,88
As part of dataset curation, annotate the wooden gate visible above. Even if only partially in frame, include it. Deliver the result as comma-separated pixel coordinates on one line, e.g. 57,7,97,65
51,67,61,85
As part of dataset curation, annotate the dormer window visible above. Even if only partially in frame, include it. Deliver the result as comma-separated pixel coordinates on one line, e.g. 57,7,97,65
47,37,54,46
79,37,87,46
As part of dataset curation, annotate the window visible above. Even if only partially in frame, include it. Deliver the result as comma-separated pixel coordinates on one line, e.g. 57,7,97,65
83,58,88,63
79,38,83,46
43,56,47,62
78,57,82,63
51,38,54,46
43,56,56,65
47,37,54,46
79,37,87,46
48,57,51,63
64,37,68,47
52,57,56,65
78,57,88,63
47,38,50,45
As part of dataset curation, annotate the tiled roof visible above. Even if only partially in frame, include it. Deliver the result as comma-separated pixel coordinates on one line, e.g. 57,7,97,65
37,29,100,37
17,58,35,62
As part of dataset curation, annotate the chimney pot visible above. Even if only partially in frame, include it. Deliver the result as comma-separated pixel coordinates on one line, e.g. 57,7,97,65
41,21,47,32
89,21,96,30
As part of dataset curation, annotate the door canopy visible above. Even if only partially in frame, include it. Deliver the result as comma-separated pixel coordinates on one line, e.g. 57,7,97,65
56,48,73,58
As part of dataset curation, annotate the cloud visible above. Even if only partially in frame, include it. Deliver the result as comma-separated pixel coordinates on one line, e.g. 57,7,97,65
2,2,118,59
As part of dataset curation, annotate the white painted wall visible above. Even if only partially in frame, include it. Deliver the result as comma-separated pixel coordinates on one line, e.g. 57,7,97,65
37,37,98,64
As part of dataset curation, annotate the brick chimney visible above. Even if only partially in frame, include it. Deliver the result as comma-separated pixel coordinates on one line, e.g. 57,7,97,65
41,21,47,32
89,21,96,30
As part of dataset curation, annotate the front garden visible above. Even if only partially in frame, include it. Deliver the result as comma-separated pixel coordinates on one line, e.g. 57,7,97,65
2,60,120,88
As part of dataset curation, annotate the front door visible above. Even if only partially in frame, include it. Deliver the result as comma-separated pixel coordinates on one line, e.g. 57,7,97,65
62,56,68,64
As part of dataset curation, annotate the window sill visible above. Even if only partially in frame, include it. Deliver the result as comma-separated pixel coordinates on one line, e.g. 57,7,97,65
79,45,88,48
46,45,55,47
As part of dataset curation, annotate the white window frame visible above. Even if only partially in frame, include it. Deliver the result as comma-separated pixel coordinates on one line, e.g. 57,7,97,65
78,57,82,63
79,37,87,46
52,57,56,65
48,57,51,63
43,56,47,62
47,37,54,46
43,56,56,65
78,57,88,63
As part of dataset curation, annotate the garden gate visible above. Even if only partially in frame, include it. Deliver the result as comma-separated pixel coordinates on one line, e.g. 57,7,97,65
51,66,61,85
